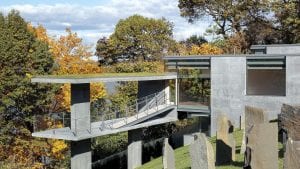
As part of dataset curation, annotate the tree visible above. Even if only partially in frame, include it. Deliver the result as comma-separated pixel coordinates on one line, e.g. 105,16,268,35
174,42,223,55
178,0,299,48
0,10,66,168
31,26,107,112
180,35,207,47
178,0,270,38
272,0,300,43
96,15,175,64
95,37,116,65
190,43,223,55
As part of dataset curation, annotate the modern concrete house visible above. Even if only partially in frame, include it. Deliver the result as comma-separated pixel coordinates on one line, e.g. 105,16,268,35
31,44,300,169
165,44,300,136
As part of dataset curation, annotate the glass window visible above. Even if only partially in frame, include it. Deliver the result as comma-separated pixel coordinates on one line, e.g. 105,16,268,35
178,68,210,109
246,57,286,96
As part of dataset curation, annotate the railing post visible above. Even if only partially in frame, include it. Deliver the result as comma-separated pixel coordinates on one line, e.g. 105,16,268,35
136,100,138,113
146,96,149,115
155,93,158,111
75,118,77,136
101,113,105,130
89,116,91,134
146,96,148,114
62,112,65,127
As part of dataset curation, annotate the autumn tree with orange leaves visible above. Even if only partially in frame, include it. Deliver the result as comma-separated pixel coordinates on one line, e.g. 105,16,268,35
30,25,106,112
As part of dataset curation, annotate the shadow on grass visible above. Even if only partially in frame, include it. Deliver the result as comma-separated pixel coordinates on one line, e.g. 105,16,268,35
216,160,244,168
279,146,284,158
232,161,244,167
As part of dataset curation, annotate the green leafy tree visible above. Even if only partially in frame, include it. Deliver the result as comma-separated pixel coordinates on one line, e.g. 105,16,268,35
180,35,207,48
96,15,175,64
95,37,116,65
0,10,60,168
178,0,270,38
178,0,299,47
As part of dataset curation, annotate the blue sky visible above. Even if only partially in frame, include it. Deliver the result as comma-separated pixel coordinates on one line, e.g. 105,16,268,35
1,0,212,46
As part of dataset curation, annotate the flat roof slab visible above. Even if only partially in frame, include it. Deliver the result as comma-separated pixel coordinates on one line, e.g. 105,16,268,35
31,72,177,84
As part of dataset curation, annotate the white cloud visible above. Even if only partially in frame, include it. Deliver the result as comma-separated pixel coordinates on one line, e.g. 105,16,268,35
0,0,212,46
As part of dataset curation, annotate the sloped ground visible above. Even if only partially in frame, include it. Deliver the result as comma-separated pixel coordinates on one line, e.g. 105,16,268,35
138,129,283,169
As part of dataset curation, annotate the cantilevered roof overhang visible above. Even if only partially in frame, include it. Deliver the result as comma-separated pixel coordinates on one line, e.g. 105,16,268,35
31,72,177,84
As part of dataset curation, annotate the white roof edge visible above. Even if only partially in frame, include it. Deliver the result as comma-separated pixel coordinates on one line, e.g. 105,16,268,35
31,74,177,84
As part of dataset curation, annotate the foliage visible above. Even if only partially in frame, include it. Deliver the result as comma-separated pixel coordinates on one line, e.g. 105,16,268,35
271,0,300,43
96,15,175,64
178,69,210,105
178,0,300,52
180,35,207,48
178,0,270,37
0,10,68,168
190,43,223,55
174,42,223,56
95,37,116,65
92,132,128,159
31,25,107,112
114,61,164,73
211,33,249,54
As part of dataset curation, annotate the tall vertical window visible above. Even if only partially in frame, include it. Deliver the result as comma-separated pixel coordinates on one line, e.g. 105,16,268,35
178,68,210,109
246,56,286,96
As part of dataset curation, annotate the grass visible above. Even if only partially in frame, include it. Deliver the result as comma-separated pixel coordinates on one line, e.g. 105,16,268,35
33,72,171,79
138,129,283,169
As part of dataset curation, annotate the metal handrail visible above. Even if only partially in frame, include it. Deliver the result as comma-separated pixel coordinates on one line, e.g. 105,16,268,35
33,91,173,135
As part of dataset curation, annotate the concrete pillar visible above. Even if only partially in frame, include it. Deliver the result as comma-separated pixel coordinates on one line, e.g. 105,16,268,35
71,139,92,169
164,80,170,104
70,83,91,169
71,83,91,133
128,129,143,169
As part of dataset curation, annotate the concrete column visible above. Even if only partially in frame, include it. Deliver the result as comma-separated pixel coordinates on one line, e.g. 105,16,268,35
70,83,91,169
128,129,143,169
71,139,92,169
71,83,91,134
164,80,170,104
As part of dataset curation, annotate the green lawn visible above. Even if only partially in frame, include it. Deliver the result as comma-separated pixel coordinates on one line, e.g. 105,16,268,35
138,129,283,169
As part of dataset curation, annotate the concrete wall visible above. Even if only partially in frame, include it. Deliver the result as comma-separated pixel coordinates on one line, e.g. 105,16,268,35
210,55,300,136
211,57,246,136
267,45,300,55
